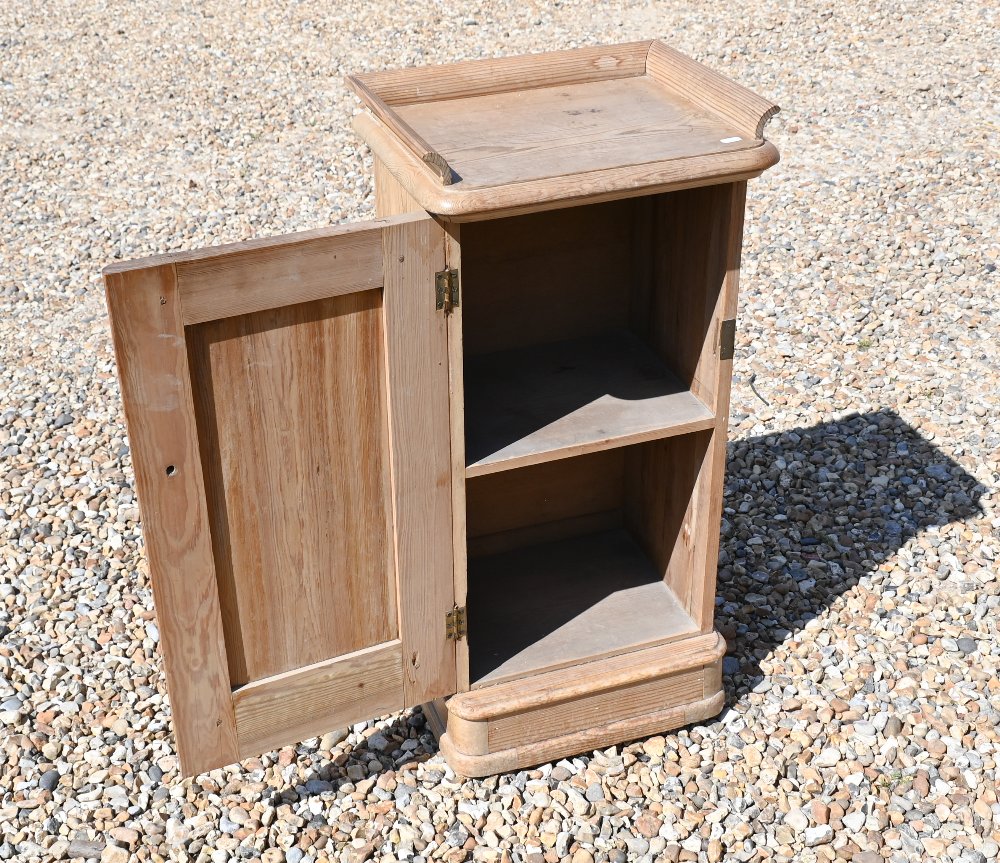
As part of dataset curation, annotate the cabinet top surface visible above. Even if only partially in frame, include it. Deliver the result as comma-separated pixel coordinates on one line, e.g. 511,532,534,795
348,40,781,219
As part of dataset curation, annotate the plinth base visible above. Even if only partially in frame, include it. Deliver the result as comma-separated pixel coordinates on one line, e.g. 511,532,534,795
425,630,726,777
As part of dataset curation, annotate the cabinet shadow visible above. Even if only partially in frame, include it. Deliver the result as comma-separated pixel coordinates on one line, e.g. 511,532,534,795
307,409,985,783
715,409,985,695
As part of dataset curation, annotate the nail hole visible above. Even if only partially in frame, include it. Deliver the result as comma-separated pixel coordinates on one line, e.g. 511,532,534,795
165,465,176,477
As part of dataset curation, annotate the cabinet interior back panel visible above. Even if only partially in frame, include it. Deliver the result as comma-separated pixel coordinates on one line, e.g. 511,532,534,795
186,290,397,687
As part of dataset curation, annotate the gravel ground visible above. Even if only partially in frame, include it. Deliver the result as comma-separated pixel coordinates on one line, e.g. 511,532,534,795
2,1,999,862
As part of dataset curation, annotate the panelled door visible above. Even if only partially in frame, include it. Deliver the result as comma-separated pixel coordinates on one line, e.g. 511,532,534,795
104,213,456,775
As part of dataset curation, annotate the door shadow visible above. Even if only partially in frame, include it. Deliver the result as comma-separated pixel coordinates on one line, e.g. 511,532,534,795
715,409,986,693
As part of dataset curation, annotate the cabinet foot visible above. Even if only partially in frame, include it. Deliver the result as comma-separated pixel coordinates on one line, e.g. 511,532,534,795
430,630,726,777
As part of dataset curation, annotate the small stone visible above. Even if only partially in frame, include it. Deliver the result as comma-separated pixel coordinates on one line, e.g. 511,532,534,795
585,783,605,802
642,736,665,758
814,747,841,767
843,811,866,832
785,809,808,832
39,770,59,792
100,845,129,863
635,813,662,838
956,637,978,654
804,825,833,847
67,838,105,859
884,716,904,736
321,728,349,750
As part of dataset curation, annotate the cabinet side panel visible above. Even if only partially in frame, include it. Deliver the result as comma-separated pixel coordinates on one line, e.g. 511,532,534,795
633,184,733,405
627,182,747,627
104,265,239,775
186,291,397,686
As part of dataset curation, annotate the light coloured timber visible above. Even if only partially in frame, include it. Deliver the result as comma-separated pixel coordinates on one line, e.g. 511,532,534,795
467,529,699,687
232,641,403,758
186,289,396,685
646,41,780,139
106,220,389,325
348,41,650,106
356,111,779,221
464,330,716,477
383,217,458,704
393,75,747,191
440,633,725,776
104,264,239,776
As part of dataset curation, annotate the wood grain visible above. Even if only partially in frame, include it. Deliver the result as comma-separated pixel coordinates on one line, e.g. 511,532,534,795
383,217,457,705
451,630,725,720
233,641,403,757
186,290,397,685
395,75,745,191
464,330,715,476
356,111,778,221
441,688,724,777
349,41,650,105
645,41,780,139
104,264,239,776
460,199,633,356
467,529,698,687
107,221,387,326
466,448,624,544
488,667,705,750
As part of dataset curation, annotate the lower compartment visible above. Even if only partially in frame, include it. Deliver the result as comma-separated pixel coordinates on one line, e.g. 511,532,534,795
430,630,725,777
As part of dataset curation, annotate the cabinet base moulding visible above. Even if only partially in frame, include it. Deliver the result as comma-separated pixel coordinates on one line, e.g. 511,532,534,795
424,631,726,776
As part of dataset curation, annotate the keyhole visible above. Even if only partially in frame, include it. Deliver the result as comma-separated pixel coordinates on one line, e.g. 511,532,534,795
165,465,177,477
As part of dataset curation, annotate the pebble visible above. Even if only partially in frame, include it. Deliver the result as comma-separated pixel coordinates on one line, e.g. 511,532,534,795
1,3,998,863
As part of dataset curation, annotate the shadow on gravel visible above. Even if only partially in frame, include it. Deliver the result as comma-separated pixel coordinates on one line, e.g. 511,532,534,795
296,410,986,787
716,409,986,695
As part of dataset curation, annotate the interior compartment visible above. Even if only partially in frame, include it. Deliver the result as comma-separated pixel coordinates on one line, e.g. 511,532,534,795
461,187,733,476
466,440,711,686
460,186,734,687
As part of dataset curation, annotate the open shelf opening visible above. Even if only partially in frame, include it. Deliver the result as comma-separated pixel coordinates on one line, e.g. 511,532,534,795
466,440,711,687
460,188,733,475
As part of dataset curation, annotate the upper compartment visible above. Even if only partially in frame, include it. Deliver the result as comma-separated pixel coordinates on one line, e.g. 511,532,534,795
348,40,780,220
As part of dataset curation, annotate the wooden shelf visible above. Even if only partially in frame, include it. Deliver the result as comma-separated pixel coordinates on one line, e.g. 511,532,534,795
468,528,699,687
464,329,715,477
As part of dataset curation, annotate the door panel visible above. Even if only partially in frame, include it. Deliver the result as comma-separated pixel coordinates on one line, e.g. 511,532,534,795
104,213,454,775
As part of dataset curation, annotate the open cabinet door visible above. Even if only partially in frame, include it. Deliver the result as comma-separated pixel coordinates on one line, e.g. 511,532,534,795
104,213,456,776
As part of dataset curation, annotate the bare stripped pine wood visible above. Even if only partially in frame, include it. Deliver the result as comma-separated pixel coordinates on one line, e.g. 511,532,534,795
373,160,472,693
460,199,632,356
104,264,239,776
105,221,387,326
625,431,713,624
451,630,725,719
464,330,715,476
441,689,725,777
383,217,457,704
442,221,470,692
639,184,734,401
355,112,779,221
693,181,749,627
488,667,705,750
347,76,454,183
466,448,623,543
374,158,425,218
645,41,780,139
349,41,650,106
232,641,403,758
394,76,746,191
186,290,397,685
467,529,698,687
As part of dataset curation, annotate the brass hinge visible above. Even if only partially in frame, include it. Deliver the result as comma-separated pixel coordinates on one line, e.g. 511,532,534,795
720,318,737,360
445,605,467,640
435,268,460,313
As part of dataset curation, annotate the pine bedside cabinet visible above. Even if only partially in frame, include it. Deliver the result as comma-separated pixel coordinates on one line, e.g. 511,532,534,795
104,40,780,778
